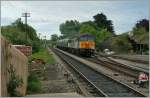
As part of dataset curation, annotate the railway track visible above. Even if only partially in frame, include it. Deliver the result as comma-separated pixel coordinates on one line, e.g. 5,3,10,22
52,48,105,97
95,52,149,64
86,56,149,78
111,55,149,64
52,48,145,97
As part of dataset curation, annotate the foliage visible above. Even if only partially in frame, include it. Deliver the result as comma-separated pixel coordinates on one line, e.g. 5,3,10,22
132,27,149,44
7,65,23,97
51,34,59,41
127,19,149,54
59,20,80,38
50,34,59,46
80,23,97,35
131,19,149,45
111,34,132,53
27,73,41,94
31,48,55,64
93,13,114,34
96,29,113,44
1,18,41,53
98,33,132,53
135,19,149,32
81,21,97,29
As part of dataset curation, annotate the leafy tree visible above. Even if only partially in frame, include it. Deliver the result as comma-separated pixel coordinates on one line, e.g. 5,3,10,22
130,19,149,53
111,34,132,53
135,19,149,31
59,20,80,38
80,23,97,35
51,34,59,41
132,27,149,45
81,21,96,29
50,34,59,46
11,18,38,40
58,35,65,40
93,13,114,34
97,29,112,44
1,18,41,53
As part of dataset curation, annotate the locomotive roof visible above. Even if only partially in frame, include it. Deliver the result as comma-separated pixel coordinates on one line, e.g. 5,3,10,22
80,34,95,37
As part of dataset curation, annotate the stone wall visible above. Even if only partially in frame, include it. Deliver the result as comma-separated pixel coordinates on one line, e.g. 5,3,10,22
1,36,28,96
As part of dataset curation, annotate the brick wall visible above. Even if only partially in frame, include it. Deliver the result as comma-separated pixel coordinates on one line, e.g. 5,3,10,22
13,45,32,57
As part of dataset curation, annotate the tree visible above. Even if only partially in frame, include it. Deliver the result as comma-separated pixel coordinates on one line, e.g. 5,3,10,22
51,34,59,42
97,29,112,44
131,19,149,45
135,19,149,31
93,13,114,34
132,27,149,44
81,21,96,29
1,18,41,53
110,34,132,53
59,20,80,38
80,23,97,35
130,19,149,54
50,34,59,46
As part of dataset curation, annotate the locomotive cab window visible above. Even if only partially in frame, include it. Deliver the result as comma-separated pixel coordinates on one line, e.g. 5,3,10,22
80,35,95,41
87,36,95,41
80,37,87,41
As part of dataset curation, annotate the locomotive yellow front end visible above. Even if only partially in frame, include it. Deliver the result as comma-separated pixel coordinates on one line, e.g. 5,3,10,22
80,41,95,49
79,34,95,56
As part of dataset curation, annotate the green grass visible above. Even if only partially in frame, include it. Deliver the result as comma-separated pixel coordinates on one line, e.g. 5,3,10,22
27,73,42,94
30,48,56,64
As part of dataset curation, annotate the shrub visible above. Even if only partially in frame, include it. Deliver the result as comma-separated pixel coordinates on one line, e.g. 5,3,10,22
7,65,23,97
27,73,41,94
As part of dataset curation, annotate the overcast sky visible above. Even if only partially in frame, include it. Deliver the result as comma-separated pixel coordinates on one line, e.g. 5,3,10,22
1,0,149,39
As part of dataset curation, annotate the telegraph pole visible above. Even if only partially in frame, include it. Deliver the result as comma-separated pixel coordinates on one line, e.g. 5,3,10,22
22,12,30,41
44,36,46,48
38,33,41,44
39,33,41,39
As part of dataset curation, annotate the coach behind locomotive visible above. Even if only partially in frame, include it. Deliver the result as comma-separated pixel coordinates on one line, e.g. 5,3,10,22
57,34,95,57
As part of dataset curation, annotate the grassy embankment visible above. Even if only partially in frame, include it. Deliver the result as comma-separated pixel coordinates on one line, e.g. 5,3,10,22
31,48,56,64
27,48,56,94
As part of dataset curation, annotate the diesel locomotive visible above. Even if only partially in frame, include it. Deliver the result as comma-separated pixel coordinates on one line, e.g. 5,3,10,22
56,34,95,57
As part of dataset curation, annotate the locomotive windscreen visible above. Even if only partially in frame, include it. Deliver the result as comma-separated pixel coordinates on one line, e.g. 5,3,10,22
79,34,95,41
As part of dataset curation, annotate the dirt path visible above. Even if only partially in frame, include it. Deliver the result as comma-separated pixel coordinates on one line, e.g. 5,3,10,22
39,63,76,93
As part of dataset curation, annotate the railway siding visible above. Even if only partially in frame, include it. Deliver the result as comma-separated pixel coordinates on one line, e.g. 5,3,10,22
55,48,149,96
107,57,149,73
111,54,149,64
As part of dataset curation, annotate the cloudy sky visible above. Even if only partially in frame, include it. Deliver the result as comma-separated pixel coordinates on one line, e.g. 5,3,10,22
1,0,149,39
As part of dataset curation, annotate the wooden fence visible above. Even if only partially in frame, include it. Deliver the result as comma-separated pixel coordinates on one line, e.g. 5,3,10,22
1,36,28,96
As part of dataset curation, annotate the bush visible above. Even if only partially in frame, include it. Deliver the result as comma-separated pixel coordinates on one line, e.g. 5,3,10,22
27,73,41,94
110,34,132,53
7,65,23,97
